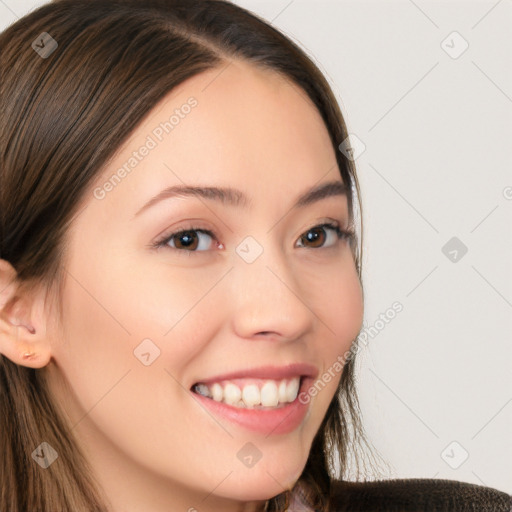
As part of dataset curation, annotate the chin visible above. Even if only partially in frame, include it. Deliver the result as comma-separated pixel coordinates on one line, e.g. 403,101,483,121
220,479,290,502
219,459,306,501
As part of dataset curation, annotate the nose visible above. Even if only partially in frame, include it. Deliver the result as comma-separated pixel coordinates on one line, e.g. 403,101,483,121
228,241,315,342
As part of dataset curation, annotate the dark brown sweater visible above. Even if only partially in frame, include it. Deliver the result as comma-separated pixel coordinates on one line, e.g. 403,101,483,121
327,478,512,511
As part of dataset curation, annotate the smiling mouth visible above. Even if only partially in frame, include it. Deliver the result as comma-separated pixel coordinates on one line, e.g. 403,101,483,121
191,376,304,410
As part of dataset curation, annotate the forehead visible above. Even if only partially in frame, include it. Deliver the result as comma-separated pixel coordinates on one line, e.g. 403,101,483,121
87,59,342,218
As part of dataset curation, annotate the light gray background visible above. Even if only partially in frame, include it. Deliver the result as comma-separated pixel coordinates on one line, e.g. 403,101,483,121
1,0,510,494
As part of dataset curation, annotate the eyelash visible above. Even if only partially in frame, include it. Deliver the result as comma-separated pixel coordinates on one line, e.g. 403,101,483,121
151,221,355,255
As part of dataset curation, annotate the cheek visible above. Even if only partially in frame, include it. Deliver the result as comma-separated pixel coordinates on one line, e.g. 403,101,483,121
51,250,222,441
311,256,363,354
304,259,363,406
53,268,136,417
112,247,217,336
332,267,364,348
51,263,215,477
56,269,203,385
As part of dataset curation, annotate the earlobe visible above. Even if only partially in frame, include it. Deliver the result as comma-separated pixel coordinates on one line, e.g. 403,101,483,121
0,259,52,369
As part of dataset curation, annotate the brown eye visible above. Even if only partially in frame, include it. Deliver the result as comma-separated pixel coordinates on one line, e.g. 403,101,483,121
300,226,327,248
155,228,218,252
295,223,352,250
172,230,200,250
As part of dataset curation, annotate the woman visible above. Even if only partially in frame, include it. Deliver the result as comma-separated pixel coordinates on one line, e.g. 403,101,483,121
0,1,510,510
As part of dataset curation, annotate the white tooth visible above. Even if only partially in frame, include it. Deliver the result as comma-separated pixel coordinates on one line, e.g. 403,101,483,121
195,384,212,398
211,383,223,402
278,380,288,403
207,378,302,408
260,381,279,407
285,378,300,402
242,384,261,407
224,383,242,405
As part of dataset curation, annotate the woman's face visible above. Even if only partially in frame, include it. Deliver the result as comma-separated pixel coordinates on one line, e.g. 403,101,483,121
44,60,363,511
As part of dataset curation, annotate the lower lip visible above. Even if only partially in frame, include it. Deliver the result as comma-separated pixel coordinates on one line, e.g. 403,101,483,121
191,378,312,435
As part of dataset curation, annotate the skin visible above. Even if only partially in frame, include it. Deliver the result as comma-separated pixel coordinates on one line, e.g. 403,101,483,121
0,60,363,512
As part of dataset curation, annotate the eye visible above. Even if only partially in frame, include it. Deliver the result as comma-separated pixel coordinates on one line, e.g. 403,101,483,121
153,226,221,253
151,221,355,254
295,222,354,249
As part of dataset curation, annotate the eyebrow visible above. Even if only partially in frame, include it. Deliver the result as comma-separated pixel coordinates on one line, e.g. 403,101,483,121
133,179,348,218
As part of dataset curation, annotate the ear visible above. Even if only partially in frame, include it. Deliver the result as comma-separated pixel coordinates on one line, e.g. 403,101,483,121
0,259,52,368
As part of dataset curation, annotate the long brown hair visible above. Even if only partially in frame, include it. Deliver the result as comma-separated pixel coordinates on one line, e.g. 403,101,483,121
0,1,389,510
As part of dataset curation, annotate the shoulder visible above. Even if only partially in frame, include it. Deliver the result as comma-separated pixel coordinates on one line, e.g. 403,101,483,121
329,478,512,511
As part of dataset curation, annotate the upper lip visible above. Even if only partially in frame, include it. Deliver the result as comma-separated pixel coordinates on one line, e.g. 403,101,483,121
192,363,319,386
